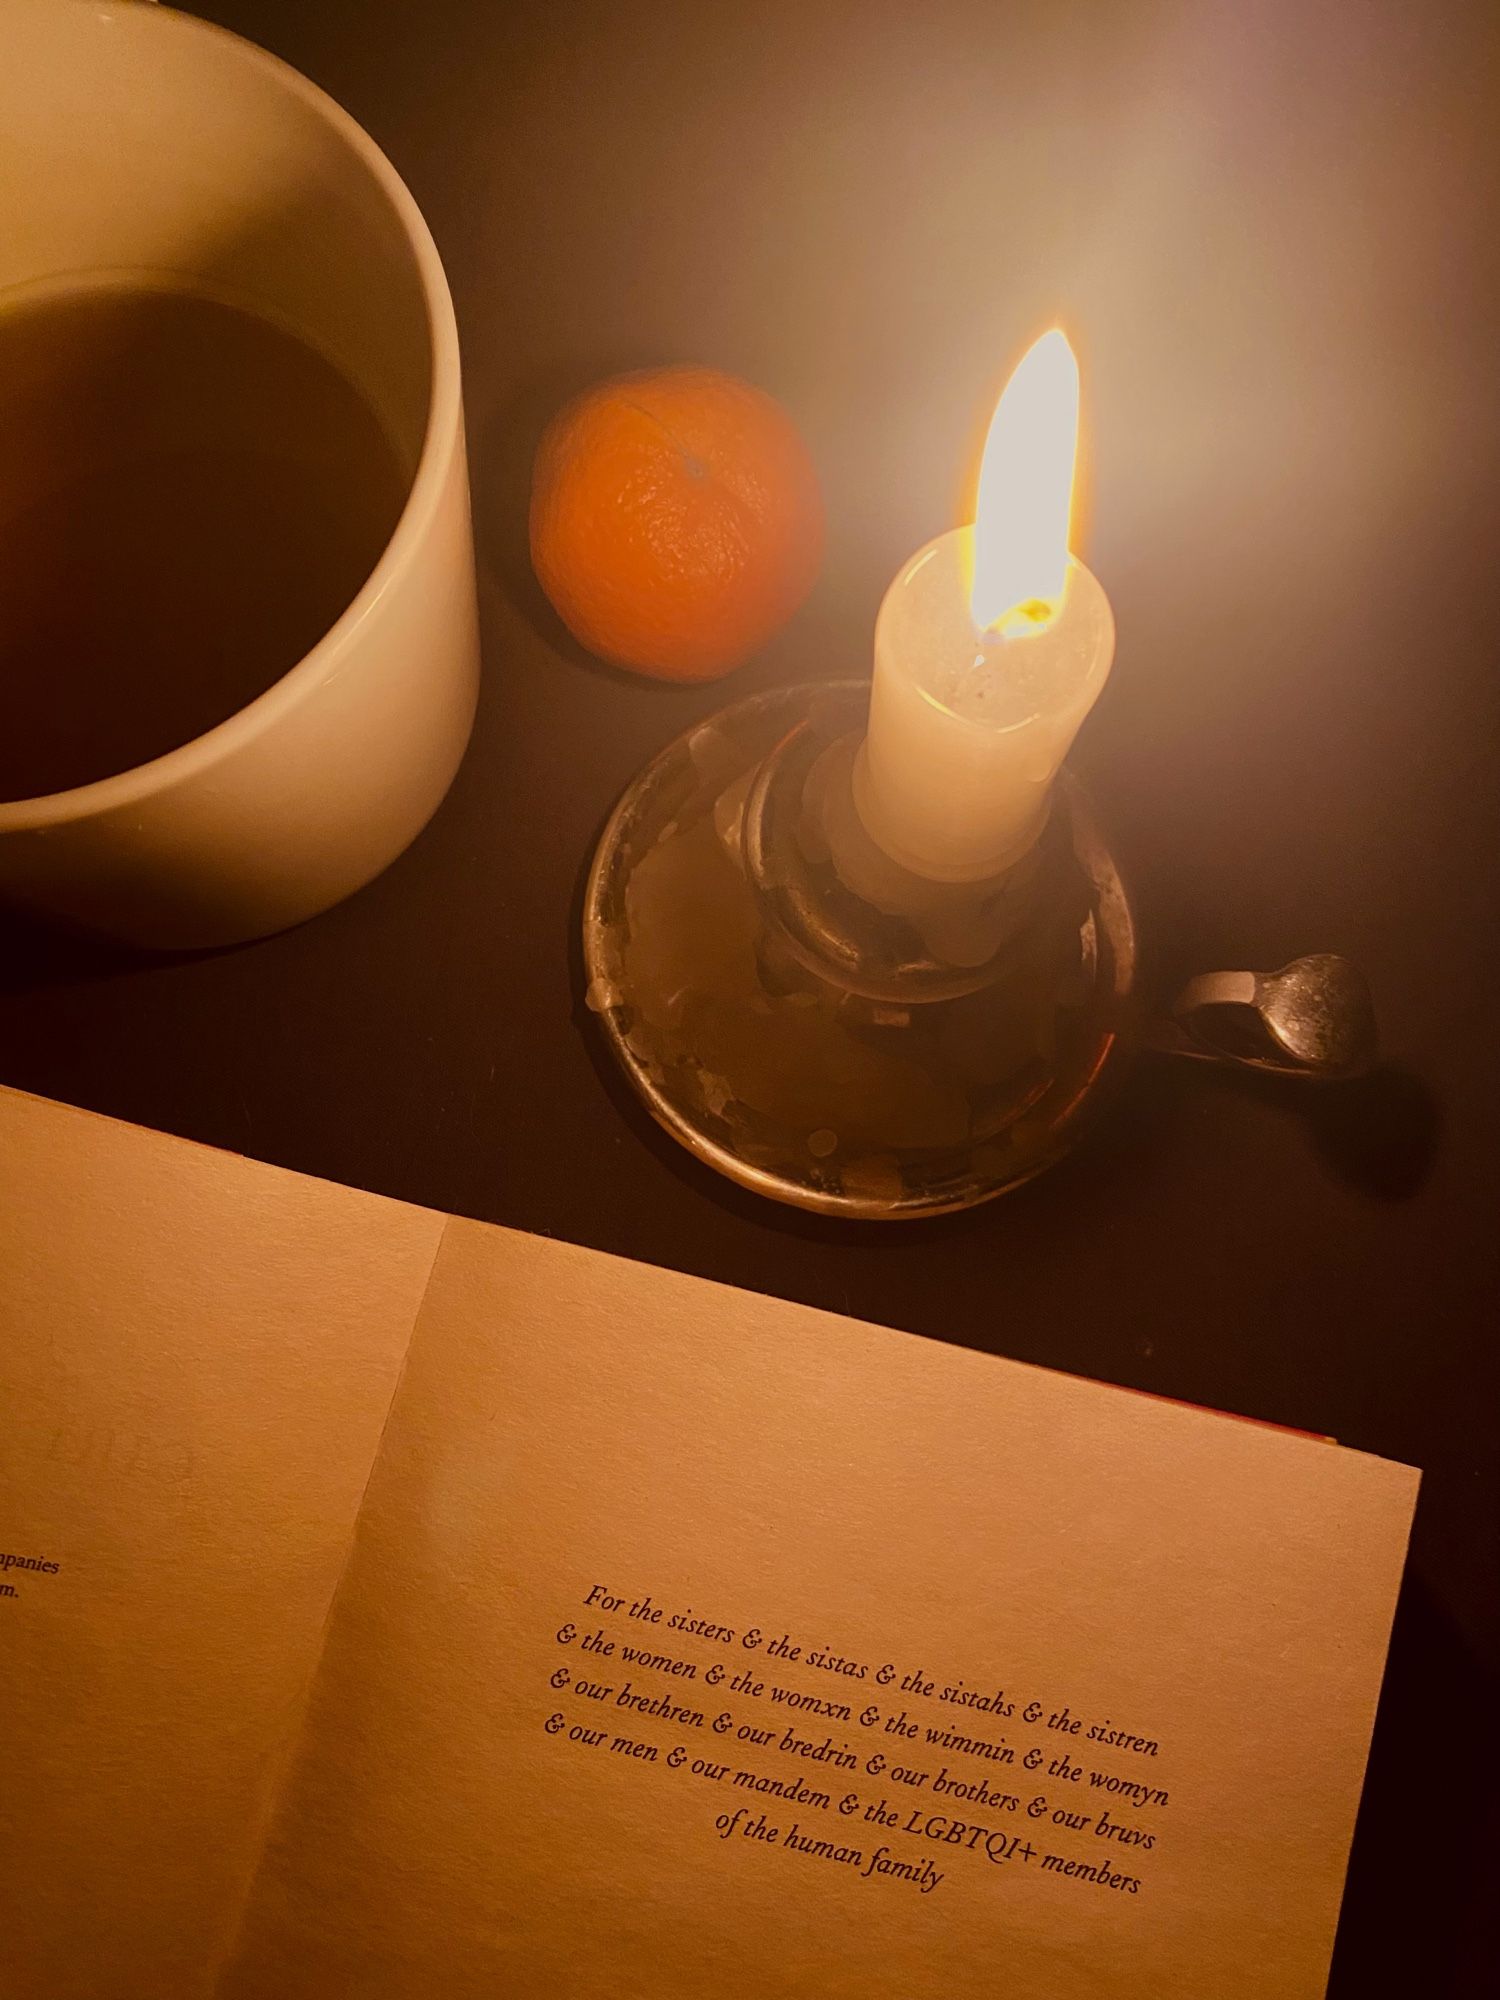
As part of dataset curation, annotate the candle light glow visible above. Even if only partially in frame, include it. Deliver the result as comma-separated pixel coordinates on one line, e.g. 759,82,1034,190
969,328,1080,634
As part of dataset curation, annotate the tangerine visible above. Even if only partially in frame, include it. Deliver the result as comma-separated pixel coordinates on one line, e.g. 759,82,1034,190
529,365,824,681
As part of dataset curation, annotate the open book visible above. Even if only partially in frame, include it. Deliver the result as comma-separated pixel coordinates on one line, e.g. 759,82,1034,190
0,1085,1417,1998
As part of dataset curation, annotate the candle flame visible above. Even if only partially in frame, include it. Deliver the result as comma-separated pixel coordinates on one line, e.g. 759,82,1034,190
970,328,1079,633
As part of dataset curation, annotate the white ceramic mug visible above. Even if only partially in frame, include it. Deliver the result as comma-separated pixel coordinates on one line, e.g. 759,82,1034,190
0,0,479,949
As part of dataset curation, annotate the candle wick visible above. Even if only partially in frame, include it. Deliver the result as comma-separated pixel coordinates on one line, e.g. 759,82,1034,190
984,597,1057,641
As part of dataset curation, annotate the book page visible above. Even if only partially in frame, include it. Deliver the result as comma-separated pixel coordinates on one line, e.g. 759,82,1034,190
0,1089,445,2000
223,1217,1418,1999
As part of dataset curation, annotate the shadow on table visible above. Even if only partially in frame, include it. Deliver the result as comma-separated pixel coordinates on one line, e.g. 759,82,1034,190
1330,1571,1497,1995
0,907,184,998
1108,1051,1442,1203
0,901,252,1005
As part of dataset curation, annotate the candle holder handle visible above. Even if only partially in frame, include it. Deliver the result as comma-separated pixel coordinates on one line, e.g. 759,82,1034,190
1147,956,1377,1081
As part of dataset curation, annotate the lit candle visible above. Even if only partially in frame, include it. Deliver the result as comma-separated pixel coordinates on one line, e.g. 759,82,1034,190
852,330,1115,883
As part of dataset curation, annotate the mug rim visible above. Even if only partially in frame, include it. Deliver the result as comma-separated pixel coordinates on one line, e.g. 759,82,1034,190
0,1,464,832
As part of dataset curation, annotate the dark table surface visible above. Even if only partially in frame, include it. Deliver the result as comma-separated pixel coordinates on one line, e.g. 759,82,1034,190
4,1,1496,1988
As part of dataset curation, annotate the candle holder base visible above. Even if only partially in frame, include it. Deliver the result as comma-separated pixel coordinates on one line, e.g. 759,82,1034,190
582,681,1139,1219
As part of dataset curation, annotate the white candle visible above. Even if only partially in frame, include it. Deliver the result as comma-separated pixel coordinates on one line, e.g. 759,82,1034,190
852,331,1115,884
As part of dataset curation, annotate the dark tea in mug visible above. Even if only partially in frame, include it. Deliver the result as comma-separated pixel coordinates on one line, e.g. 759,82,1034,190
0,283,408,803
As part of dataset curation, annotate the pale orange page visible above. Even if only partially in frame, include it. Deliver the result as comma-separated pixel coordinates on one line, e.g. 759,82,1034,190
223,1217,1418,2000
0,1089,445,2000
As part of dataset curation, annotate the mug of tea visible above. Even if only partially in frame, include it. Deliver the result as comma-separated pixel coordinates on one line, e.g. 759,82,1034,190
0,0,480,949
